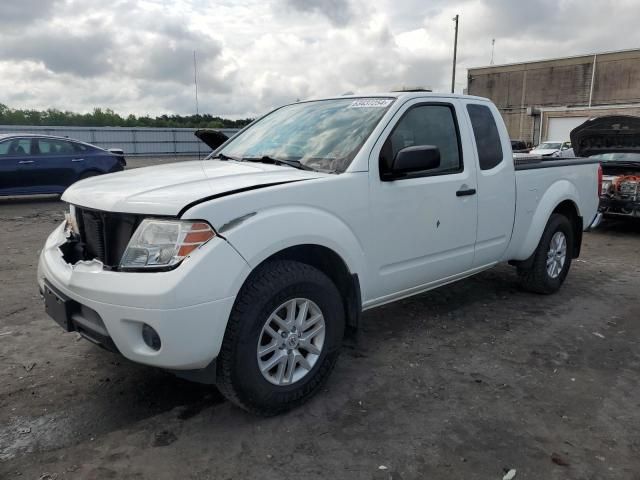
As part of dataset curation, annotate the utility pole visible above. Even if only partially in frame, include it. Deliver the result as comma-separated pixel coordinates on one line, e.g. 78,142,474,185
451,14,459,94
490,38,495,65
193,50,201,159
588,53,598,107
193,50,200,116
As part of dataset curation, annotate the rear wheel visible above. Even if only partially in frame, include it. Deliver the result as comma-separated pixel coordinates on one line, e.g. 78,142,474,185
518,213,574,294
216,260,345,415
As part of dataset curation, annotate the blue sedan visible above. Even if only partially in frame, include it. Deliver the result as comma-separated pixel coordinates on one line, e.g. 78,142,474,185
0,134,126,196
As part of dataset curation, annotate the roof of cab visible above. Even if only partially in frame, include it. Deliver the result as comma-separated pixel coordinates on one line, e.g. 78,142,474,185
300,91,492,103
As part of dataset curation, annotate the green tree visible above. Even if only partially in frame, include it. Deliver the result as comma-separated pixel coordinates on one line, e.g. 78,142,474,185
0,104,252,129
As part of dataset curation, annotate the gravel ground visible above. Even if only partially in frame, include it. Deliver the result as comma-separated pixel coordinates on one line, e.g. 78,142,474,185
0,157,639,479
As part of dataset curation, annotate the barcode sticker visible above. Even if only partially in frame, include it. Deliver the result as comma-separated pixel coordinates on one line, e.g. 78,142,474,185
348,99,393,108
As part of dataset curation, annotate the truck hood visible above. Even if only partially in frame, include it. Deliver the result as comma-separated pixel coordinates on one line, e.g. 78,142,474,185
571,115,640,157
61,160,324,216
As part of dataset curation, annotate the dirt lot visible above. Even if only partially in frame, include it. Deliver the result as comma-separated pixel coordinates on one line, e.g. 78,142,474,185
1,157,639,479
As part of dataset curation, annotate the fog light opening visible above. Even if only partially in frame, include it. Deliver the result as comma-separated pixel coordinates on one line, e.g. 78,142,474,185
142,324,161,351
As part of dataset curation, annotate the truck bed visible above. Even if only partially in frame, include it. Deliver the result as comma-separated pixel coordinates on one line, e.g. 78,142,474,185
513,156,600,170
502,157,601,262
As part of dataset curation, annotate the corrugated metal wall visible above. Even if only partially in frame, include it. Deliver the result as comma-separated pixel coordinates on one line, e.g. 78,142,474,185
0,125,239,155
467,48,640,144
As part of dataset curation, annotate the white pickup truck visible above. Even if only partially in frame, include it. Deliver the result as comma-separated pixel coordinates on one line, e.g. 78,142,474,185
38,92,600,415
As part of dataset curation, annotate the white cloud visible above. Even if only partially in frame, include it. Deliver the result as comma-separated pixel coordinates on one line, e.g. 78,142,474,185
1,0,640,118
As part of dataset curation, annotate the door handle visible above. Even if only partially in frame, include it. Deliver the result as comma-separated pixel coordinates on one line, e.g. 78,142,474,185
456,187,476,197
71,158,85,162
18,160,34,164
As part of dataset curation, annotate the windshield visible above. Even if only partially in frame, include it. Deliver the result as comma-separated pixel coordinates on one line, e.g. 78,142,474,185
590,152,640,162
536,142,561,150
215,97,395,172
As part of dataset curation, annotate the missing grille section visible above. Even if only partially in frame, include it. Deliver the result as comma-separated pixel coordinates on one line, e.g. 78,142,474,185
73,208,143,268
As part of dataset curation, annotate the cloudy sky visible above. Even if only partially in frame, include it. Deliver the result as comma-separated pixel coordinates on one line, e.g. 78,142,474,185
2,0,640,118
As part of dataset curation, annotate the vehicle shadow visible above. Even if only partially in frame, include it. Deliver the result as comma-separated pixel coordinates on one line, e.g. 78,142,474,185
1,353,226,461
357,264,527,340
594,216,640,235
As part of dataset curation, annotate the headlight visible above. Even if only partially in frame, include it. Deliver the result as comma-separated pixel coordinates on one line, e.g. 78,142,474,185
64,204,80,236
120,219,215,270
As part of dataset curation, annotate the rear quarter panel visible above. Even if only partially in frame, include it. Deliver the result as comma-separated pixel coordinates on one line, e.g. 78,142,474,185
89,151,123,174
503,162,599,261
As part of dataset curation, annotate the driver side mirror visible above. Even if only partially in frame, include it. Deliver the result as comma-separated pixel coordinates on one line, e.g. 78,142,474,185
386,145,441,179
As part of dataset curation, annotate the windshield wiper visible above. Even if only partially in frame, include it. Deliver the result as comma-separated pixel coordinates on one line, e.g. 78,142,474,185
242,155,314,171
211,152,240,161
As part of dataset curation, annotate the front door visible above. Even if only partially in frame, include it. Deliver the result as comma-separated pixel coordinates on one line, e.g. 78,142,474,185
366,100,479,304
33,138,78,189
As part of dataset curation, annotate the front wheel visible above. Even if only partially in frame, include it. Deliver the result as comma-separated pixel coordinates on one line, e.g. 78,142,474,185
518,213,574,294
216,260,345,415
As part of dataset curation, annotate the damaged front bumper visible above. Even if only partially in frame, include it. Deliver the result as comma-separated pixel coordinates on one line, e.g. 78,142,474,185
38,221,250,370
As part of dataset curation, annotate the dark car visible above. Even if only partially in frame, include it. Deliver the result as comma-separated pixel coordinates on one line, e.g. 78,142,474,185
0,134,126,196
510,139,530,153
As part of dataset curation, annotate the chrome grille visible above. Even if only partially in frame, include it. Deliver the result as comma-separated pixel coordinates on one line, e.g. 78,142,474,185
619,181,639,199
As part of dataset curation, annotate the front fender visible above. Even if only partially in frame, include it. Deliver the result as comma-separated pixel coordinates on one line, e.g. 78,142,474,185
507,179,581,261
220,205,369,296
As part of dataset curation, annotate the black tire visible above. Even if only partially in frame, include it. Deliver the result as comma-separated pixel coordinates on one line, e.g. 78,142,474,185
518,213,574,294
216,260,345,416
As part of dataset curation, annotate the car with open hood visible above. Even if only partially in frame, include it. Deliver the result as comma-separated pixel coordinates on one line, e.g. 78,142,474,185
571,115,640,219
38,92,599,415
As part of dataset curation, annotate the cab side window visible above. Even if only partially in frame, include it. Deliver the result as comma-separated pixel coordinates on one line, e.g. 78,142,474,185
380,104,462,177
37,139,75,155
4,138,33,156
467,104,503,170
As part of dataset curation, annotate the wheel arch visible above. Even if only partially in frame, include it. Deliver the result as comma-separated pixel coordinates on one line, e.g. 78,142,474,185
240,244,362,333
552,199,583,258
508,179,583,261
509,198,583,270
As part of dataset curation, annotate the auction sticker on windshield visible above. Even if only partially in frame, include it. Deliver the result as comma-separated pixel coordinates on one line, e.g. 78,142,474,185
348,99,393,108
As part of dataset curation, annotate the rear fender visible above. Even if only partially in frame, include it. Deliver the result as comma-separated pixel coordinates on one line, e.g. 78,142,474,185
508,179,581,261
